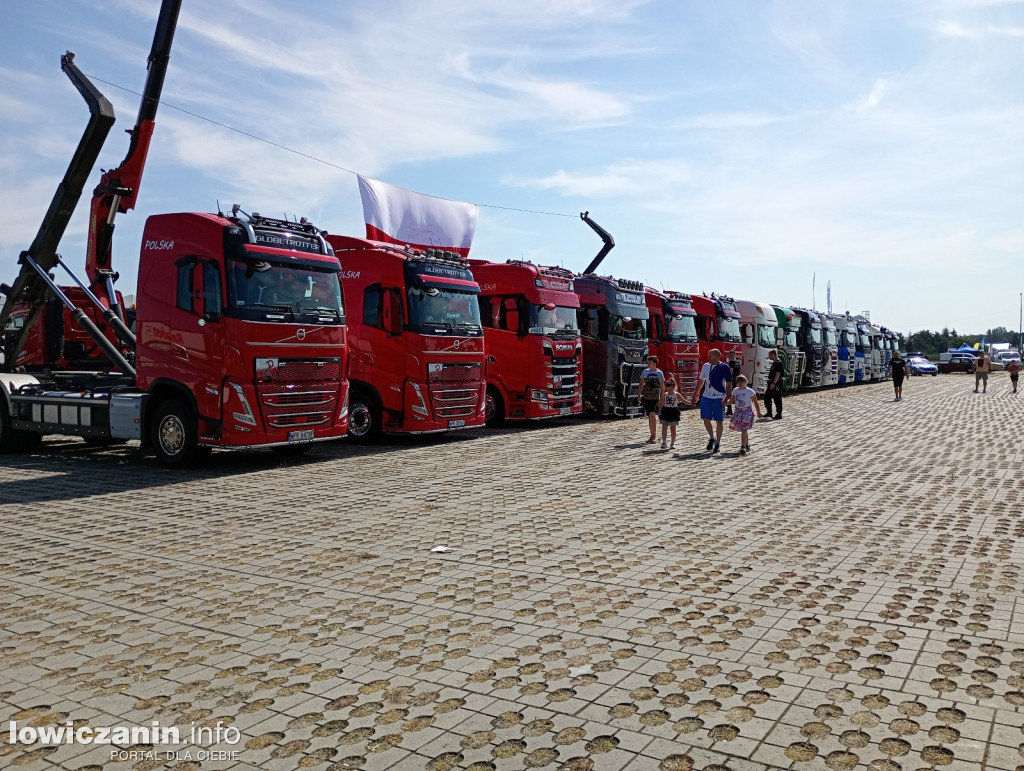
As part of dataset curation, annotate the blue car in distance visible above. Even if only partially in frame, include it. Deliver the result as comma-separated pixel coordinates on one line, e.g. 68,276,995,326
907,354,938,376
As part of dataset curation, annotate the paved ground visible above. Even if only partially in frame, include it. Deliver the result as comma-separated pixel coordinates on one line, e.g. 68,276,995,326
2,372,1023,771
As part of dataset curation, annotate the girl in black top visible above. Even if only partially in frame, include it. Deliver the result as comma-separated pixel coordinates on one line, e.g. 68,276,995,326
659,378,682,449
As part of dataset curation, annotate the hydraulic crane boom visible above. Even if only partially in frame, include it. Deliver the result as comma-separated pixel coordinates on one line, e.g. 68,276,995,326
580,211,615,275
0,53,115,369
0,0,181,372
86,0,181,315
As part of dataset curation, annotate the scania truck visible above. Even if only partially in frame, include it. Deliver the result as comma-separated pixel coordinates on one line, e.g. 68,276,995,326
469,259,582,423
0,1,350,466
794,309,825,389
644,288,701,404
325,237,487,439
691,294,744,385
735,298,778,395
771,304,805,392
574,275,649,416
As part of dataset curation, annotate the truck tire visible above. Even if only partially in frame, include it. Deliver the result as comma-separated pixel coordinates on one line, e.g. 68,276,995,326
347,390,382,442
152,399,200,468
484,386,505,426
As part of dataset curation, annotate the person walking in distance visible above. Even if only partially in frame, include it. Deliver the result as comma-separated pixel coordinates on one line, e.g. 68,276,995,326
688,348,733,453
889,350,908,401
639,356,665,444
725,374,762,455
764,349,784,419
973,351,990,393
659,377,681,450
1007,358,1020,394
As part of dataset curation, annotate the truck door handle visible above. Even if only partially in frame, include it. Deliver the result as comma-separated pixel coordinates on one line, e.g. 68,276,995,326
487,355,497,363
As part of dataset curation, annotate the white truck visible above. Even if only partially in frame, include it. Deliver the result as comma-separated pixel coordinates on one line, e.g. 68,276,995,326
735,299,779,395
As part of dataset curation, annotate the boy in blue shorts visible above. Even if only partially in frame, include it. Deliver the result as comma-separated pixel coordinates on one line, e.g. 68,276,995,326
687,348,734,453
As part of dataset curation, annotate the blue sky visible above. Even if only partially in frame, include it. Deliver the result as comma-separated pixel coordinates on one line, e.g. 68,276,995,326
2,0,1022,336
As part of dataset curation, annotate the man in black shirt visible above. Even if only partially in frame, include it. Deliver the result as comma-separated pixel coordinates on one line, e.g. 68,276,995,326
890,351,908,401
764,349,784,419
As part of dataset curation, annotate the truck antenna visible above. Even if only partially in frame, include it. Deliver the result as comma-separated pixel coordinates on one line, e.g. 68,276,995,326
579,211,615,275
216,199,223,217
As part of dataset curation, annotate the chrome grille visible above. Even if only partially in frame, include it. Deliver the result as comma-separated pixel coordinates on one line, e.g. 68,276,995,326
428,364,483,419
258,376,337,429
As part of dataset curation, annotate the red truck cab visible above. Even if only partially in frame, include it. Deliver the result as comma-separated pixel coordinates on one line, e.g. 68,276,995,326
469,259,582,423
326,235,486,439
136,212,349,458
644,288,701,404
690,293,744,377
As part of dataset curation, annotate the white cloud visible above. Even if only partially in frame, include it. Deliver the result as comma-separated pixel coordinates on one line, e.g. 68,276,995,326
673,112,787,130
505,160,691,198
931,19,1024,36
846,77,891,112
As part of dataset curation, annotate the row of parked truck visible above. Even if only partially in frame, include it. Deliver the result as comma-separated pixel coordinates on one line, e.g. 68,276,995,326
0,0,902,467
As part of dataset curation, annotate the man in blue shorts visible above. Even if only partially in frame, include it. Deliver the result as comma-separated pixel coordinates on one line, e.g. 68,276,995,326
688,348,733,453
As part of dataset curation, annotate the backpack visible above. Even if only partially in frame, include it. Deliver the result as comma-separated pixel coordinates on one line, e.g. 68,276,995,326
640,373,662,400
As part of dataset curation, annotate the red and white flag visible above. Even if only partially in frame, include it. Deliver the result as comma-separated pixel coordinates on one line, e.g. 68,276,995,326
358,175,478,258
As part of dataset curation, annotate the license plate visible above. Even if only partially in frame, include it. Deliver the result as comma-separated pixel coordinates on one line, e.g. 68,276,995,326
559,407,572,415
448,420,466,428
287,429,315,443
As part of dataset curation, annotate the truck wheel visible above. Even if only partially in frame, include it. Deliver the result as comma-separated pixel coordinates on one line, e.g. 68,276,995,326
273,443,313,458
484,387,505,426
152,399,200,468
347,391,382,442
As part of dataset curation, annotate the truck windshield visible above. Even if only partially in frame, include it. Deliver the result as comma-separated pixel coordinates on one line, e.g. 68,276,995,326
824,328,837,346
807,326,822,345
665,312,698,342
227,257,344,323
609,314,647,340
529,304,579,337
407,287,483,334
757,324,777,348
783,330,798,348
718,315,741,342
859,334,870,349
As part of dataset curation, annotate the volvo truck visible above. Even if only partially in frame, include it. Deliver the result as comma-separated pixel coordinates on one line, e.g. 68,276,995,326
326,237,487,439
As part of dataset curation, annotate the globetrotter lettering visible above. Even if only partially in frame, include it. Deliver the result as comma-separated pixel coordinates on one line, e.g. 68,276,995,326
418,263,472,280
254,231,320,254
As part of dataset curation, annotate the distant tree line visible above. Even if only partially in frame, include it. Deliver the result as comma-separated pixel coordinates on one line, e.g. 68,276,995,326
903,326,1021,358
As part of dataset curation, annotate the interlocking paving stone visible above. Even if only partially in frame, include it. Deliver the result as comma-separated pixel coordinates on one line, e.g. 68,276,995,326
2,373,1023,769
